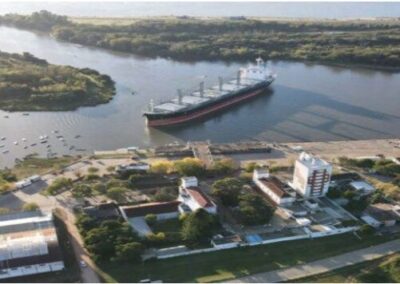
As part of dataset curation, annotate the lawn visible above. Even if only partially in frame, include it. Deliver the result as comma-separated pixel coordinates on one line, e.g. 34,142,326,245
151,218,182,233
97,232,398,283
292,253,400,283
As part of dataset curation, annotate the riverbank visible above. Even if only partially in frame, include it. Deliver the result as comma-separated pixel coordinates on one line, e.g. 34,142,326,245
0,51,116,111
2,11,400,70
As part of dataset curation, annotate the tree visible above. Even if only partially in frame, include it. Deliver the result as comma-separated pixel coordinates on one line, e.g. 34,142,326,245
150,161,174,174
237,193,274,226
46,177,72,195
181,209,218,245
211,178,243,207
358,224,375,236
106,187,126,203
152,187,177,202
145,214,157,226
113,242,143,262
22,202,39,211
75,214,97,236
174,158,205,176
71,183,93,198
244,162,260,173
0,207,10,215
210,158,237,176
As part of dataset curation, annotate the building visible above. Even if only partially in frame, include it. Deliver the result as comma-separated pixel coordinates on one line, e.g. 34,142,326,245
178,177,217,214
349,181,375,195
120,201,181,237
0,212,64,280
291,152,332,198
362,203,400,228
253,169,296,206
116,162,150,174
83,202,122,220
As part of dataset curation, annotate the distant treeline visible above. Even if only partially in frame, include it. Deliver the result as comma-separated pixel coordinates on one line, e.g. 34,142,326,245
2,10,400,68
0,50,115,111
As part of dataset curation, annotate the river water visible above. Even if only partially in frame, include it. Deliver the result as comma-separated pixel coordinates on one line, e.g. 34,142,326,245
1,26,400,167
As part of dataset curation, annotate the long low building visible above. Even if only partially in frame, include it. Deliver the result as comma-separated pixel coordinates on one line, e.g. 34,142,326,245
0,211,64,280
253,169,297,206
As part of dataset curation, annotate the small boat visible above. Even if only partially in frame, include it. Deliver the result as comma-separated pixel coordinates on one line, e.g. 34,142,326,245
56,135,63,139
59,138,65,141
31,143,37,147
74,135,81,139
22,113,29,116
39,135,44,140
22,138,27,142
40,140,48,144
46,145,51,148
2,150,9,154
1,137,5,141
52,130,59,134
13,141,18,145
23,146,28,149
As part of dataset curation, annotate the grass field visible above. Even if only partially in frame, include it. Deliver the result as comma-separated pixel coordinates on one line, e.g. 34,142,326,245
97,232,398,283
292,253,400,283
13,155,79,178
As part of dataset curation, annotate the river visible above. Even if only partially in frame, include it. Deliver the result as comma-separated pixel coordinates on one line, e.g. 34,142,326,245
1,26,400,168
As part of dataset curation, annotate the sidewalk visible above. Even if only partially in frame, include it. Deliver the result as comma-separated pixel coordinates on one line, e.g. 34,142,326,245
231,239,400,283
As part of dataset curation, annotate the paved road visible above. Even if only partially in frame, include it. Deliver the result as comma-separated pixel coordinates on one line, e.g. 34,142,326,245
232,239,400,283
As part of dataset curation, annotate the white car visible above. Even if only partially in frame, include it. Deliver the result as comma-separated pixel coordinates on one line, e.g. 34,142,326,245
80,260,87,268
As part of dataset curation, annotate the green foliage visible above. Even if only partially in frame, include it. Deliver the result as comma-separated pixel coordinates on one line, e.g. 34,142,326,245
210,158,237,176
181,209,218,245
0,169,17,182
75,214,98,237
211,178,244,207
106,187,126,203
150,161,174,174
82,219,139,262
244,162,260,173
93,183,107,194
46,177,72,195
144,214,157,226
22,202,39,211
113,242,143,263
4,11,400,68
152,187,177,202
0,50,115,111
237,193,274,226
72,183,93,198
0,207,10,215
358,224,375,236
174,158,205,177
357,255,400,283
88,167,99,174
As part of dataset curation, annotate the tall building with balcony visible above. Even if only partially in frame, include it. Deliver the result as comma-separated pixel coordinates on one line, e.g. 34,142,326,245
291,152,332,198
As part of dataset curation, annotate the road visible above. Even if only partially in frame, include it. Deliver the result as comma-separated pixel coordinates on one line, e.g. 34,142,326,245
231,239,400,283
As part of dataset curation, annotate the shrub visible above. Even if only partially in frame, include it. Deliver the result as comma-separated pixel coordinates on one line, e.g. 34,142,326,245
22,202,39,211
174,158,205,176
145,214,157,226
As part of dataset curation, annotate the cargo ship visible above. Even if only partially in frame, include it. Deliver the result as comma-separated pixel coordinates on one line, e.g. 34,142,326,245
143,58,276,127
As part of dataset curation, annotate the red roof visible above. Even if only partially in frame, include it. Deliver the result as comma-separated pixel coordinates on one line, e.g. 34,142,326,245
185,187,214,208
121,201,181,217
259,177,291,198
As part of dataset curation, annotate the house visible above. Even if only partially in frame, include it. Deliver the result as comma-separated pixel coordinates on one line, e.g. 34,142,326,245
178,177,217,214
349,181,375,195
0,211,64,280
253,169,296,206
291,152,332,198
120,201,181,237
83,202,122,220
362,203,400,227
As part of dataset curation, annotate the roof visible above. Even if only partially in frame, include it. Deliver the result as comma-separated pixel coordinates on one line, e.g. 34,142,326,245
121,201,181,218
350,181,375,191
83,202,121,220
185,187,214,208
364,203,400,222
298,152,330,168
258,176,292,198
212,235,242,245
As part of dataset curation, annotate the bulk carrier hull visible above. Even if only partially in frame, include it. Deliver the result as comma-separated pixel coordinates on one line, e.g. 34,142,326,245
145,80,272,127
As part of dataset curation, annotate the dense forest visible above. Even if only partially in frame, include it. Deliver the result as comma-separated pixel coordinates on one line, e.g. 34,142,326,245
2,10,400,68
0,50,115,111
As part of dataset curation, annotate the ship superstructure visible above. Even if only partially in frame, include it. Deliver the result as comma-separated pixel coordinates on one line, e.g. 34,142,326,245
143,58,276,126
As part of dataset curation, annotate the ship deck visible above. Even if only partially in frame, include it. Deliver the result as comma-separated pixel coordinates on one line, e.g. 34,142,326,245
151,78,265,114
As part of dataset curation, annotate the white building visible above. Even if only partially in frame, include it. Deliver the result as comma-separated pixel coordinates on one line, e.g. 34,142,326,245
0,212,64,280
178,177,217,214
291,152,332,198
253,169,296,206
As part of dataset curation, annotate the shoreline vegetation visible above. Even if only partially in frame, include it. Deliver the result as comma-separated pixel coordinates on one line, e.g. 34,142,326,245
1,11,400,70
0,50,115,111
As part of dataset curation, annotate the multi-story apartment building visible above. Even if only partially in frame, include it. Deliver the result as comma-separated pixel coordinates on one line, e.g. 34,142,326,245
291,152,332,198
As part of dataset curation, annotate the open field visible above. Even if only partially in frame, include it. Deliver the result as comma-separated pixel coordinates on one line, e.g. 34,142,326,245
97,232,398,283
